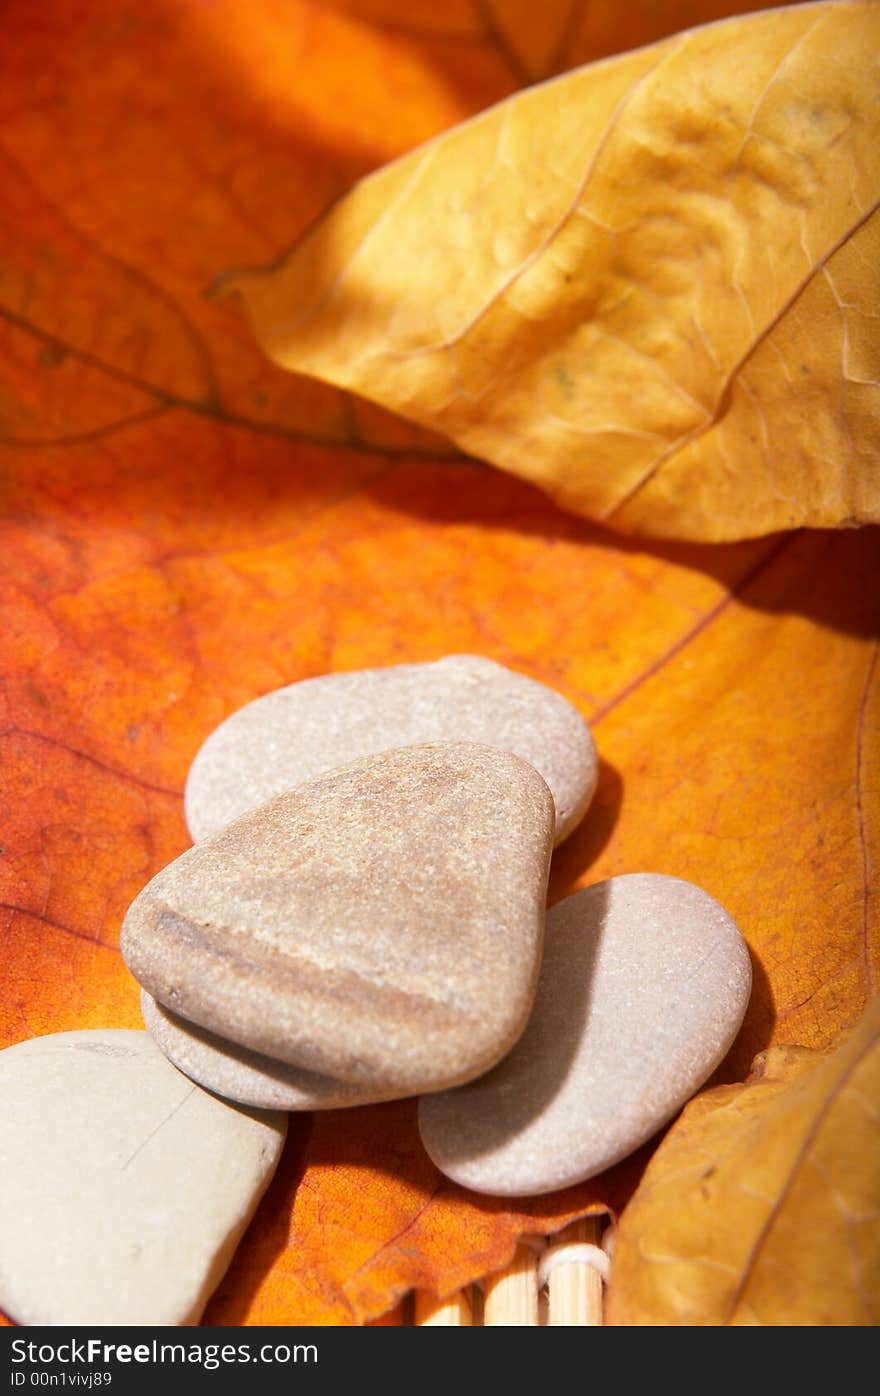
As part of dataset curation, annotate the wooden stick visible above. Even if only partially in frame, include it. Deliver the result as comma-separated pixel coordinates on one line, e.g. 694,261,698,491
545,1217,605,1326
415,1289,472,1326
483,1243,540,1326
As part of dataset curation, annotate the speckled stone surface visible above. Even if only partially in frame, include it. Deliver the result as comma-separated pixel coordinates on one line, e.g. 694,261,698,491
123,743,554,1094
418,874,752,1196
184,655,596,846
141,991,405,1111
0,1030,286,1326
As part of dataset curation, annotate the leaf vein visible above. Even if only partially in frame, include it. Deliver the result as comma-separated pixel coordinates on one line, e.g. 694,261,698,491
604,195,880,521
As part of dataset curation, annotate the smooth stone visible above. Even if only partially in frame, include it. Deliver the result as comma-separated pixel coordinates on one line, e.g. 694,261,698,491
0,1030,286,1326
418,874,752,1196
123,742,554,1094
141,991,405,1111
184,654,596,846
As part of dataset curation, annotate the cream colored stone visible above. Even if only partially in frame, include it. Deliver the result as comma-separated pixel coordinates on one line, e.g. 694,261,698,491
0,1030,286,1326
142,992,403,1111
418,875,752,1195
124,743,554,1094
184,655,595,845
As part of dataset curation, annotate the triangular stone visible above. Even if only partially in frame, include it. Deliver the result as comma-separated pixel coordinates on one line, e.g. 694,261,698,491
124,743,554,1094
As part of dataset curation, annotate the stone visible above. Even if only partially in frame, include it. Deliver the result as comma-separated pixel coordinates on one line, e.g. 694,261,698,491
184,654,596,846
141,991,404,1111
0,1029,286,1326
123,742,555,1094
418,874,752,1195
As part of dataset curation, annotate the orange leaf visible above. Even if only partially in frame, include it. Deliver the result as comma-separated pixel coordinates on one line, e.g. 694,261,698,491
0,0,877,1326
225,2,880,542
606,999,880,1325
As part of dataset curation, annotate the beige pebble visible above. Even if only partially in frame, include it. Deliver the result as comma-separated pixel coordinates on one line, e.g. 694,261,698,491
0,1030,286,1326
418,875,751,1195
184,655,595,846
123,743,554,1094
141,991,404,1111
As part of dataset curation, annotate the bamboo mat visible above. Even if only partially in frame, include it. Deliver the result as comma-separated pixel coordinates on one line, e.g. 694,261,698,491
381,1217,610,1326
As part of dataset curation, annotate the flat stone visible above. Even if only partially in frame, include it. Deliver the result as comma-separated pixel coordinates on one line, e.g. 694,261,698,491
184,655,595,846
124,742,554,1094
142,991,404,1111
418,874,752,1195
0,1030,286,1326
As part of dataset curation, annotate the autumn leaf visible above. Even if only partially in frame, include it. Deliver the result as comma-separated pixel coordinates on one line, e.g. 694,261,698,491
607,999,880,1325
0,0,878,1326
225,2,880,543
203,1102,633,1325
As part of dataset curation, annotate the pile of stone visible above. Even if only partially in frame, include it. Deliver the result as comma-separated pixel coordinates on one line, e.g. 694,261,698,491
0,656,750,1324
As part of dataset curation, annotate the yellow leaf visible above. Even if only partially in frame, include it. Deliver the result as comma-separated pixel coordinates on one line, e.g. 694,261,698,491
223,2,880,542
606,998,880,1325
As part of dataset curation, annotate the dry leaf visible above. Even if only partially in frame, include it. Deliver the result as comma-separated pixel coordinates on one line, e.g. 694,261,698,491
0,0,878,1325
607,999,880,1325
203,1102,630,1324
225,2,880,542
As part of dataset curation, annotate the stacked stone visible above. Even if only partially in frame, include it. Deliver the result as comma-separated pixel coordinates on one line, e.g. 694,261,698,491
130,655,751,1186
0,656,751,1324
